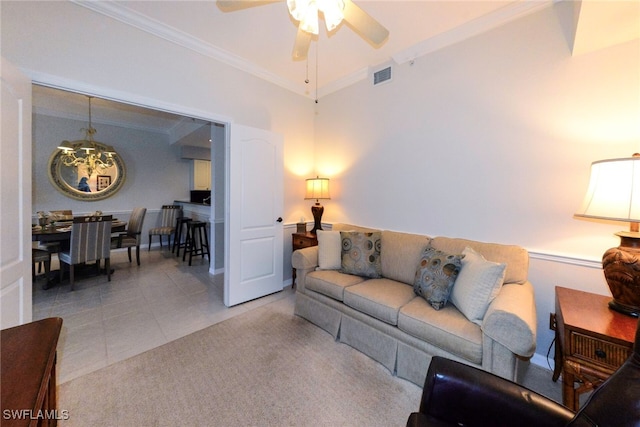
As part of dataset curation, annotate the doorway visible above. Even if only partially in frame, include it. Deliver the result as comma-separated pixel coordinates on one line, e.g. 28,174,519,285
32,84,224,275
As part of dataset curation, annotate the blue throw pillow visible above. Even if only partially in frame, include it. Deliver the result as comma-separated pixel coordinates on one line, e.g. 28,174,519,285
413,245,463,310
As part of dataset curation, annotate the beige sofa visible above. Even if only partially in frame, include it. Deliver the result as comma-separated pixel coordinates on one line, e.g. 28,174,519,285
292,223,537,387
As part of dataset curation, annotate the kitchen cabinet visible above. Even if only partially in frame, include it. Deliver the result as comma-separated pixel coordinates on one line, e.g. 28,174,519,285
193,159,211,190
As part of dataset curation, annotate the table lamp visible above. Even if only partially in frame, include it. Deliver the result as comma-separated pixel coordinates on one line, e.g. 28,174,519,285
575,154,640,317
305,176,330,234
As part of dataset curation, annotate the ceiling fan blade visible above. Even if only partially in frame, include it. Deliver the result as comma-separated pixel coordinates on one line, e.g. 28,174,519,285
292,27,312,60
217,0,280,12
341,0,389,46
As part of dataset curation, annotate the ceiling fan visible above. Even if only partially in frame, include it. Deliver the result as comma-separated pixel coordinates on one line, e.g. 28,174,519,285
217,0,389,60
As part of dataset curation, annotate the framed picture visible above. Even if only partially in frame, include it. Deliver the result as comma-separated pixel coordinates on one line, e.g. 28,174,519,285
97,175,112,191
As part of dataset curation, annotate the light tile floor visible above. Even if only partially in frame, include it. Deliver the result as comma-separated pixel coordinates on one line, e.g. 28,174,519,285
32,248,293,384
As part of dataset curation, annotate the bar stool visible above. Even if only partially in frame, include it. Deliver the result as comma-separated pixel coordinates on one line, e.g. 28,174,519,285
182,221,210,266
172,217,192,257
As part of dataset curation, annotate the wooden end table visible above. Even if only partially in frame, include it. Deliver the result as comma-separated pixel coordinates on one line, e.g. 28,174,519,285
1,317,63,426
291,232,318,288
553,286,638,411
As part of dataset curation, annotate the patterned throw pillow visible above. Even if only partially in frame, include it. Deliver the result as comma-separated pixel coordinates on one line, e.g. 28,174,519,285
413,245,463,310
340,231,382,278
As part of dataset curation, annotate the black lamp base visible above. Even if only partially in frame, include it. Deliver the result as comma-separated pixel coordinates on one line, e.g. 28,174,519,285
310,203,324,234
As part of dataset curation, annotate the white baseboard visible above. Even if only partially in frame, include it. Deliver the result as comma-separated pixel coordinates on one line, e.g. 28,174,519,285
530,351,554,371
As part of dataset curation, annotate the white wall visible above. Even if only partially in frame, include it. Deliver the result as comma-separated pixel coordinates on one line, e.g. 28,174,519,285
2,0,316,225
33,114,190,213
314,2,639,363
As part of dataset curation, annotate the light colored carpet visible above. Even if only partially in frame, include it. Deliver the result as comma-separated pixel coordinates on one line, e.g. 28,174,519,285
58,295,422,426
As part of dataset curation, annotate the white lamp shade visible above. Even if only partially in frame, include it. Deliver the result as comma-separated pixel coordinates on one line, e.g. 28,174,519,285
305,177,330,200
575,156,640,222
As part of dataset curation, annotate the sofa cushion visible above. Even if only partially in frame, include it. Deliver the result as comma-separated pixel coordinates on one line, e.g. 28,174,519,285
413,245,463,310
343,279,417,326
381,230,430,285
430,236,528,284
306,270,366,301
340,231,382,279
398,297,483,364
316,230,341,270
451,247,506,325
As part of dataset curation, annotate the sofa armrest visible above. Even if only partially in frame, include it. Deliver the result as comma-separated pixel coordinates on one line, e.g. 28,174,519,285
409,356,573,427
292,246,319,270
482,281,537,358
292,246,319,293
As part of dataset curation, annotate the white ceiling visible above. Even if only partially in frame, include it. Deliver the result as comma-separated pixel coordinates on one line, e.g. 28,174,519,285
34,0,639,133
78,0,552,96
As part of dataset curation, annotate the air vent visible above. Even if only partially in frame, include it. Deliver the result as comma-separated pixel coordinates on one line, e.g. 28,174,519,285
371,63,393,86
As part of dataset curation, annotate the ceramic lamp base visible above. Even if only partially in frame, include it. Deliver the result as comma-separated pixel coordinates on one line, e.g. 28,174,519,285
310,203,324,234
602,232,640,317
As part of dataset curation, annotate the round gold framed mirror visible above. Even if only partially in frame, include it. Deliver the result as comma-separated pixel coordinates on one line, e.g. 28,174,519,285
48,142,126,201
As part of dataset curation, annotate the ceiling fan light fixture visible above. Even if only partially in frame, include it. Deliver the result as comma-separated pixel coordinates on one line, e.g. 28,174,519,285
287,0,304,21
300,2,319,34
319,0,344,31
288,0,344,35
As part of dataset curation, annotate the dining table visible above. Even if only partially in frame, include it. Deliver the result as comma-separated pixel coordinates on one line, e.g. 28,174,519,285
32,219,127,243
32,219,127,287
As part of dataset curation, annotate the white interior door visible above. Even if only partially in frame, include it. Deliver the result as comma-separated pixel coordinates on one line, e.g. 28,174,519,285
0,59,33,328
225,124,283,306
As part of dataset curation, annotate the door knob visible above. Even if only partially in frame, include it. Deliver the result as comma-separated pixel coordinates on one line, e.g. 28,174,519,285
276,217,283,223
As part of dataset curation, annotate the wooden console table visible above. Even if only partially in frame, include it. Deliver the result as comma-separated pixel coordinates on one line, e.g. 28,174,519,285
1,317,63,426
553,286,637,411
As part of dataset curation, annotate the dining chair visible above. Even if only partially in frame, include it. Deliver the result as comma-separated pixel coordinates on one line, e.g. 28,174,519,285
111,207,147,265
148,205,181,251
32,248,51,289
38,209,73,257
58,215,112,291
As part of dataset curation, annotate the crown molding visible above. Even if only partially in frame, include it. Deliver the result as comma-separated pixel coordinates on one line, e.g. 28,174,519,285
70,0,308,97
318,67,369,98
71,0,554,100
392,0,554,65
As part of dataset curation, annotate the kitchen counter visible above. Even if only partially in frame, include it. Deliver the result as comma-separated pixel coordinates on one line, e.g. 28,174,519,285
174,200,210,207
174,201,211,223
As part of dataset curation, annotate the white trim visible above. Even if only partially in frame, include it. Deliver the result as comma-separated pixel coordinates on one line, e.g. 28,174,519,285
25,69,234,126
530,352,554,371
392,0,553,65
33,105,173,136
319,68,369,98
70,0,307,97
529,250,602,269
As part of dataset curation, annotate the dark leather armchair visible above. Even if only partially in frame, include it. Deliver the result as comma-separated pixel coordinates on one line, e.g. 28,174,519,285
408,322,640,427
